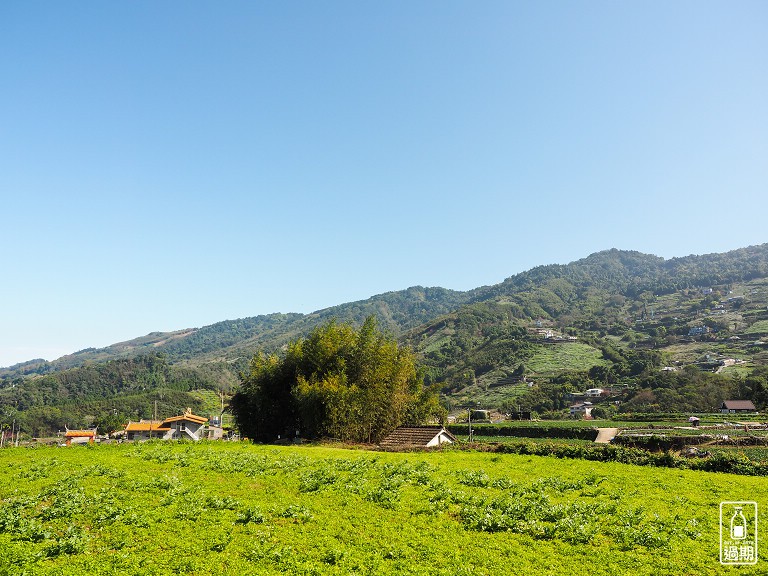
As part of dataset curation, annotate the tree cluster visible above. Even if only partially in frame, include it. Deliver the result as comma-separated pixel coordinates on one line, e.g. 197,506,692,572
230,317,443,443
624,365,768,412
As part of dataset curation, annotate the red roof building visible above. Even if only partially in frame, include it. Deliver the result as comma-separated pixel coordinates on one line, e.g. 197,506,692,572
64,428,97,446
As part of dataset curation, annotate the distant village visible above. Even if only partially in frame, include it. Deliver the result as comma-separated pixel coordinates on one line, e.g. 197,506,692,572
60,408,229,446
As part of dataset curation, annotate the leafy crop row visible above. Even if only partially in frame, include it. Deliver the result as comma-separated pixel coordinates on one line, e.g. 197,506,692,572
1,442,765,575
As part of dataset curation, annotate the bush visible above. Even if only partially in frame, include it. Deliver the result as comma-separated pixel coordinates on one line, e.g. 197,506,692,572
468,441,768,476
447,424,598,441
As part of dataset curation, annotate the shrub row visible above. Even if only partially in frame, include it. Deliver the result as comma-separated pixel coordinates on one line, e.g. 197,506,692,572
612,434,711,451
467,441,768,476
447,424,598,441
614,412,759,422
613,413,693,422
614,434,768,451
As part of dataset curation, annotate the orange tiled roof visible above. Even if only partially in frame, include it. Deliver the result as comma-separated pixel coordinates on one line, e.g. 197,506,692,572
64,429,96,437
162,413,208,425
125,421,172,433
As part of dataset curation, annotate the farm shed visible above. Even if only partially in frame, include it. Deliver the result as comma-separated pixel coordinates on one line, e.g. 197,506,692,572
721,400,757,414
379,426,456,450
64,429,97,446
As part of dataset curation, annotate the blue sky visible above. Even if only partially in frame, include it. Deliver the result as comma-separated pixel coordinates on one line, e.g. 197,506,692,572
1,1,767,367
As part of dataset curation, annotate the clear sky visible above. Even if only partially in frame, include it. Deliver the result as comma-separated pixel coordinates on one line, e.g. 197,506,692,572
1,1,767,368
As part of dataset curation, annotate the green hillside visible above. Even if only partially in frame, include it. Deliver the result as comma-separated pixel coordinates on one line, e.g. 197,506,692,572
3,244,768,435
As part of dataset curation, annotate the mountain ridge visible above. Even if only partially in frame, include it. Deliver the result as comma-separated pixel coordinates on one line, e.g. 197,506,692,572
4,243,768,436
4,244,768,376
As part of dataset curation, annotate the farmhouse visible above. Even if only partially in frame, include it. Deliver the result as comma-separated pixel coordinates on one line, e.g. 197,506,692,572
379,426,456,450
124,409,215,441
721,400,757,414
569,402,593,418
123,420,171,441
688,326,710,337
64,428,97,446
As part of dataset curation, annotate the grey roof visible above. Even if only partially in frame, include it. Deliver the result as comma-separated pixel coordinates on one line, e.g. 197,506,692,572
379,426,456,449
722,400,757,410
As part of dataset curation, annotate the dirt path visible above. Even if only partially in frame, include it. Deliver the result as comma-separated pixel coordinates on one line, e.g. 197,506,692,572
595,428,619,443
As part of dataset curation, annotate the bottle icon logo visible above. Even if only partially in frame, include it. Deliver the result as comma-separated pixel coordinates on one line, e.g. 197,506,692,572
720,501,758,565
730,506,747,540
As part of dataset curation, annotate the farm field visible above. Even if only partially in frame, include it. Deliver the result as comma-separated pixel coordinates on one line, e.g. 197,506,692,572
525,342,607,375
454,436,597,447
1,442,767,575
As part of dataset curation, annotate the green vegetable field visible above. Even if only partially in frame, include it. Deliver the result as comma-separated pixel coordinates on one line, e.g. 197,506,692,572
1,442,766,575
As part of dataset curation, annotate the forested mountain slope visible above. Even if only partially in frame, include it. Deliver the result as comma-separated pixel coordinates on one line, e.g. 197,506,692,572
1,286,472,378
406,244,768,412
3,243,768,433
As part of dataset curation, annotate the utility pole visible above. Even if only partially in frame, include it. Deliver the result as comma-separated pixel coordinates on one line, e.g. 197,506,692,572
151,400,158,439
468,408,473,443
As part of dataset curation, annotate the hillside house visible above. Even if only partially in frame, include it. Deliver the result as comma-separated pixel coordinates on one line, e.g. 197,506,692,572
569,402,593,418
379,426,456,450
688,326,710,337
124,409,216,441
64,428,97,446
585,388,604,398
721,400,757,414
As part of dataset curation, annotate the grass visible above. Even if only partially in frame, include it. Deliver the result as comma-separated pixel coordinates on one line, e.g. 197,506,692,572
707,446,768,460
663,342,714,364
719,364,755,377
420,334,453,355
456,419,701,429
455,436,597,446
188,389,234,428
746,320,768,334
619,427,767,438
526,342,607,375
2,442,767,575
452,381,530,407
